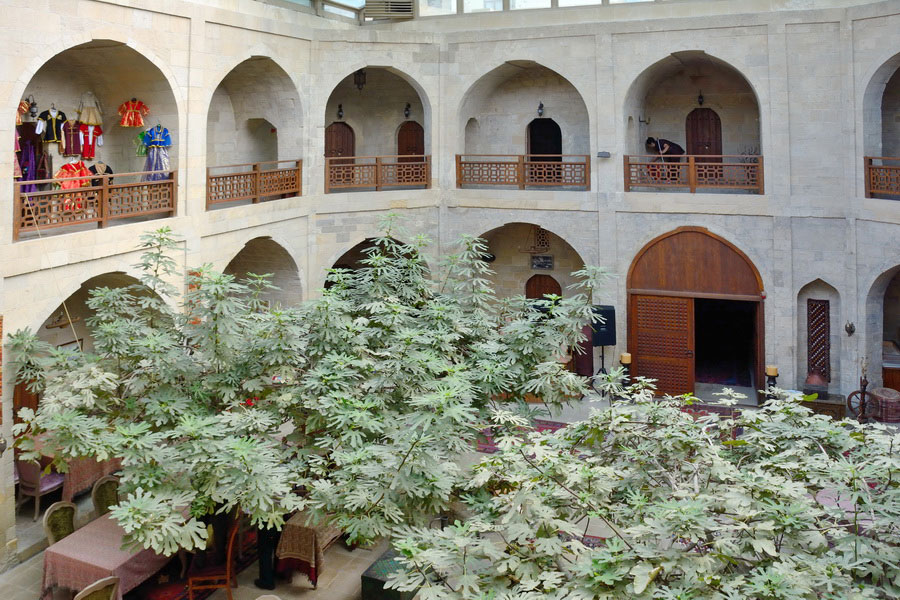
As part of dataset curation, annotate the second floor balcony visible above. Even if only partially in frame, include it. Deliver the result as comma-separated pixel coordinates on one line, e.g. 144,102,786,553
456,154,590,190
624,154,763,195
865,157,900,199
206,160,302,208
324,155,431,193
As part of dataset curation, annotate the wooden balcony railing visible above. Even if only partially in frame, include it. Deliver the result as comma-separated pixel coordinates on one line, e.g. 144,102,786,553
865,157,900,198
456,154,590,190
14,170,176,241
624,154,763,194
207,159,302,208
325,155,431,193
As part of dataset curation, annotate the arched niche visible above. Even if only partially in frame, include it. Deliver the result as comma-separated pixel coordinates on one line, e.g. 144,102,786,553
224,237,303,307
865,266,900,390
796,279,841,394
324,68,430,157
479,223,585,300
20,40,179,177
460,61,589,156
626,227,764,400
206,57,301,168
862,51,900,158
623,51,760,157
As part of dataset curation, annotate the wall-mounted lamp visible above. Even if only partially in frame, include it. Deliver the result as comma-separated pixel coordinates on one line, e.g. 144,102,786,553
0,436,7,457
697,90,704,106
353,69,366,91
537,101,544,117
638,116,651,124
844,321,856,336
337,104,344,120
404,103,411,119
27,94,38,118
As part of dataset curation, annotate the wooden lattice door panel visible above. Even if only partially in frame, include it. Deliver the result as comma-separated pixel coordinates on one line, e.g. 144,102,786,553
325,122,355,163
686,108,722,157
397,121,424,162
630,294,695,396
807,298,830,381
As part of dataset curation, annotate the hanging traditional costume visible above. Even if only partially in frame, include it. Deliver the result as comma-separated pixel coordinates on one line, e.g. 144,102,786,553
78,124,103,160
78,91,103,126
16,100,30,125
117,99,149,128
13,132,22,179
35,109,67,145
61,120,82,157
142,124,171,181
54,160,91,210
133,130,148,156
19,140,37,193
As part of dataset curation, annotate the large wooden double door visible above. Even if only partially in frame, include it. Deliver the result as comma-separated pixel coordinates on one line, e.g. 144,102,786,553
630,295,695,395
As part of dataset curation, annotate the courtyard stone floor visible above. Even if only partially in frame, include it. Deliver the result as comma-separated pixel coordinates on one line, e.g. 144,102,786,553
0,537,391,600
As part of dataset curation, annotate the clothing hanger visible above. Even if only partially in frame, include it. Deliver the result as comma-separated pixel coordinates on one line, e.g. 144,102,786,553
131,97,137,102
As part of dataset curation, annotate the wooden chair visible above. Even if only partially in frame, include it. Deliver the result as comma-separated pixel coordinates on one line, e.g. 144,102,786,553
73,576,119,600
16,459,64,521
43,501,77,544
187,522,240,600
91,475,119,516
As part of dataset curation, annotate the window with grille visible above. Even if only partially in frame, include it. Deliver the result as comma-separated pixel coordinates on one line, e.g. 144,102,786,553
807,298,830,381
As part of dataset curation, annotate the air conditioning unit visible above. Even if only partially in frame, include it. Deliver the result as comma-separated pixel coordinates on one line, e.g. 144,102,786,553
364,0,414,19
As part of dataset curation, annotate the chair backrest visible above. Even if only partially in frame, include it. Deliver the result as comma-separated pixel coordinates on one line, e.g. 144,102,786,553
91,475,119,516
224,521,240,580
15,459,41,489
43,501,77,544
73,576,119,600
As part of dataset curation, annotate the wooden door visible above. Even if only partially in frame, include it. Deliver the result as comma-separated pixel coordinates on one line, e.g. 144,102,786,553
325,122,355,164
397,121,424,162
629,294,695,396
13,382,39,425
685,108,722,158
525,274,562,299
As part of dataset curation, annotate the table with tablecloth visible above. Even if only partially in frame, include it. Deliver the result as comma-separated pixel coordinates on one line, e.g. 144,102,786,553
32,434,122,502
41,513,172,600
275,511,342,587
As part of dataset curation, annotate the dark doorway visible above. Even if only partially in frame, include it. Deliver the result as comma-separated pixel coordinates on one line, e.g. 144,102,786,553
685,108,722,157
527,118,562,159
325,122,355,163
525,274,562,299
397,121,424,162
694,299,756,389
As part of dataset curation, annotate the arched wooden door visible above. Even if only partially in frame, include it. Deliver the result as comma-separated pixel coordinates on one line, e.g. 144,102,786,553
685,108,722,157
525,274,562,299
627,227,764,398
397,121,424,162
325,122,355,163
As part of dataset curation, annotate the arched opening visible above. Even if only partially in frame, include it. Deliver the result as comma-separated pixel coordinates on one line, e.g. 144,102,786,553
796,280,842,395
480,223,592,376
206,57,302,207
13,272,158,547
862,52,900,198
527,118,562,158
14,40,179,239
623,51,761,194
627,227,764,401
458,61,590,189
324,67,430,192
867,266,900,392
223,237,302,307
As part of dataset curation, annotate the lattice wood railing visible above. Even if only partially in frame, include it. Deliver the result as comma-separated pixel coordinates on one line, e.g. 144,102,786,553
456,155,590,190
864,157,900,198
14,170,176,241
207,160,302,208
325,155,431,193
624,155,763,194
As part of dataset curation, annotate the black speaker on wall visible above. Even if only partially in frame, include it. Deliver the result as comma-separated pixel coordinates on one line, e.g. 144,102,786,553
591,305,616,347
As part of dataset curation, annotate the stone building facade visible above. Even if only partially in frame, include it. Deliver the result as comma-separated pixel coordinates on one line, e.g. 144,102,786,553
0,0,899,567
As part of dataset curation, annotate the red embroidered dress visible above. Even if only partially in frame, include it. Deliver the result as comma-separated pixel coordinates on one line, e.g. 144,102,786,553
117,99,149,128
54,161,91,210
78,124,103,160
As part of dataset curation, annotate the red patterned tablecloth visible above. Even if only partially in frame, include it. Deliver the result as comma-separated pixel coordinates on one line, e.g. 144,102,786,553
62,456,122,502
42,514,171,600
275,511,342,586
